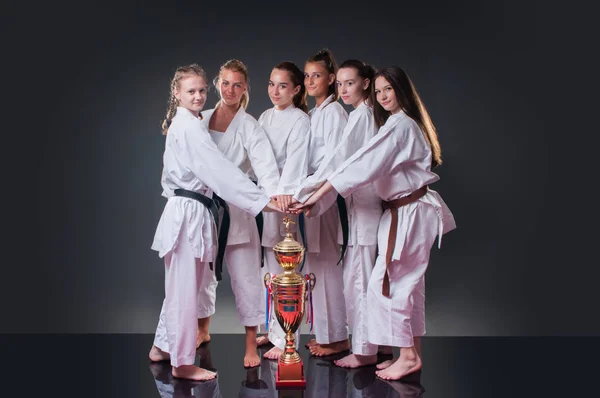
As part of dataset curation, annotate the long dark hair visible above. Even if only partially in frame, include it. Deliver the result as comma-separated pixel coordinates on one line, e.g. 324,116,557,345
338,59,376,105
373,66,442,167
306,48,338,99
273,61,308,114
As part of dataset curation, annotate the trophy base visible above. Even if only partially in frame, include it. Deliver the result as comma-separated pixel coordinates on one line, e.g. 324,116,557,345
276,361,306,389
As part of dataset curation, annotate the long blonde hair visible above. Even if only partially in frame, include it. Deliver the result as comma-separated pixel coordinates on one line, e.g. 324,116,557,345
161,64,207,135
213,59,250,109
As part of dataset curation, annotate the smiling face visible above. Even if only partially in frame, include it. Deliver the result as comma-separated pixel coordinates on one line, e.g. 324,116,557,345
374,76,401,114
337,67,370,108
268,68,300,110
174,75,208,117
218,69,247,107
304,61,334,102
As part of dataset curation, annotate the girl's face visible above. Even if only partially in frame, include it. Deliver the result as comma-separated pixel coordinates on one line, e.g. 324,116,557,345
337,67,369,108
218,69,247,106
175,75,208,117
268,68,300,110
304,62,334,99
375,76,401,114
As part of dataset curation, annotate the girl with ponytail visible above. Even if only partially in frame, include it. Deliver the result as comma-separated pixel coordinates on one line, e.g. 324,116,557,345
294,59,384,368
299,48,351,357
255,61,311,359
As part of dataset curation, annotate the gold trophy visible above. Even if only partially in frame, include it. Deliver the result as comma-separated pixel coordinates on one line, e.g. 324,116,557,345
264,216,315,389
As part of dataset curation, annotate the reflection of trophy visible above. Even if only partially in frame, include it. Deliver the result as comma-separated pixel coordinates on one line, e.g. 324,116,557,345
264,216,315,389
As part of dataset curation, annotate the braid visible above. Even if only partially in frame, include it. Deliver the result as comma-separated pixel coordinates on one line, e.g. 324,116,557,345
161,63,207,135
161,92,178,135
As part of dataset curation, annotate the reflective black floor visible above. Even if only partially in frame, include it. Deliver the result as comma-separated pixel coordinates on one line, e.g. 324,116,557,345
1,334,597,397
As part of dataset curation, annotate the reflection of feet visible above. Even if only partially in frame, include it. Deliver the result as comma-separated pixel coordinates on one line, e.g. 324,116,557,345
304,338,317,349
376,358,397,370
149,345,170,362
310,339,350,357
149,361,172,383
263,346,283,360
172,364,217,381
334,353,378,368
196,330,211,348
244,351,261,368
243,368,269,389
383,379,426,396
375,353,422,381
197,342,215,371
352,365,378,390
256,335,270,347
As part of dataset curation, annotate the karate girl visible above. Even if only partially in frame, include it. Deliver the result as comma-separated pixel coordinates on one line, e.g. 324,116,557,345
291,66,456,380
148,64,280,380
256,61,311,360
199,59,281,368
293,59,383,368
301,48,350,357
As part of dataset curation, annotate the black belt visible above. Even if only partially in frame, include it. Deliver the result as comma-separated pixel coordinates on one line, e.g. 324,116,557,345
296,177,347,269
251,181,265,268
297,197,347,268
173,188,229,281
336,194,349,265
298,213,307,272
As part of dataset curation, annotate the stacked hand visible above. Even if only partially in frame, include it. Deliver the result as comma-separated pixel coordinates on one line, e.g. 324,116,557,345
262,182,333,215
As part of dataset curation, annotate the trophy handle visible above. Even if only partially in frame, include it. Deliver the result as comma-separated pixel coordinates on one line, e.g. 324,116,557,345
264,272,272,288
306,273,316,292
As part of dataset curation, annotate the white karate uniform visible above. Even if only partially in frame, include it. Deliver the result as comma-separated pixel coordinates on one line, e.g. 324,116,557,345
151,107,270,367
257,105,310,349
295,101,382,355
200,106,280,327
303,94,349,344
327,110,456,348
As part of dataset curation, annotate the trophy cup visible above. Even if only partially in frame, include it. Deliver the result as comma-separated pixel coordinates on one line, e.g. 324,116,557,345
264,216,315,389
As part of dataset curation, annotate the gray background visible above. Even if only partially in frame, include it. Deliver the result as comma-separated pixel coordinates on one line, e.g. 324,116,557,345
3,1,594,335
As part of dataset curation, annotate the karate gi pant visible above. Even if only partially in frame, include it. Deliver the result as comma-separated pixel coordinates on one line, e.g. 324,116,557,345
263,251,300,350
367,202,435,348
305,205,349,344
217,222,266,327
153,221,217,367
342,244,378,355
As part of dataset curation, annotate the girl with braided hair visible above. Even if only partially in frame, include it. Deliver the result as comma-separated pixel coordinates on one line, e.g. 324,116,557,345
148,63,280,380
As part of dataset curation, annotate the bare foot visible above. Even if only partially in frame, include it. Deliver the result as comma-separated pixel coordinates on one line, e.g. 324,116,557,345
244,351,261,368
149,345,170,362
304,338,317,349
375,348,422,381
376,358,397,370
196,317,211,348
256,335,270,347
172,364,216,381
196,330,211,348
310,339,350,357
334,353,378,368
263,346,283,360
414,336,422,357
